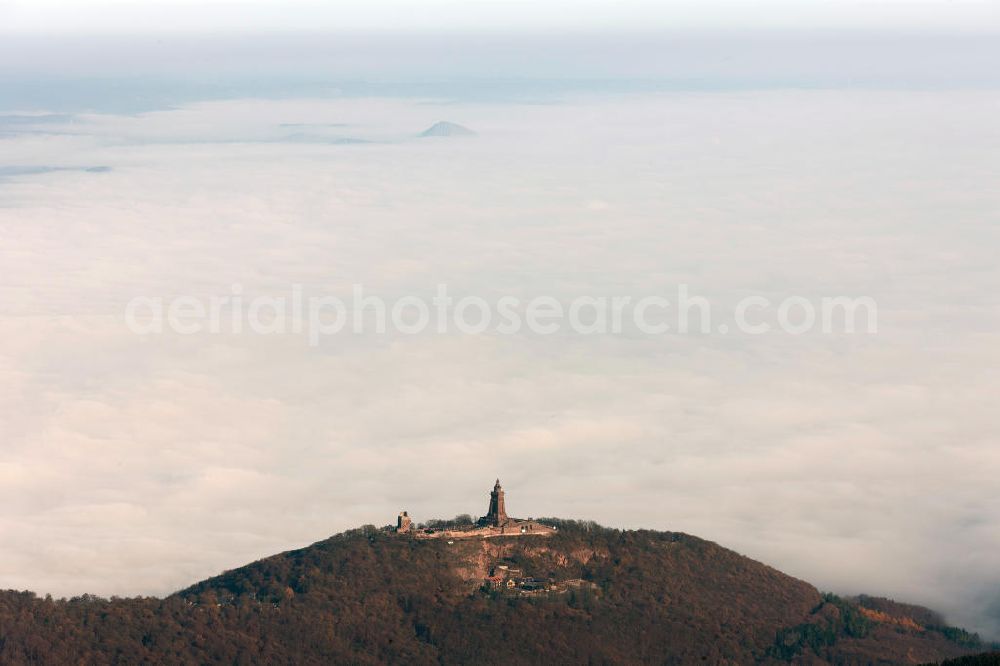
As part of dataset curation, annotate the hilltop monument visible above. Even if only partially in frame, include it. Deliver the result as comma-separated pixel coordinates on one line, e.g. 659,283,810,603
393,479,556,538
396,511,412,533
479,479,509,527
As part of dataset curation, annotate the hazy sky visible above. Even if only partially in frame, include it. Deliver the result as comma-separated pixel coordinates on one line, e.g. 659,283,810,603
2,0,1000,33
1,0,1000,643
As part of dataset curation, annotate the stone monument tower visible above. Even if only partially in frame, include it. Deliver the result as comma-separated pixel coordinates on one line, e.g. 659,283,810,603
396,511,412,532
480,479,509,526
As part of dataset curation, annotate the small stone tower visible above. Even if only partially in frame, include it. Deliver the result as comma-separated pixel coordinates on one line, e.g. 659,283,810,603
396,511,412,532
480,479,509,526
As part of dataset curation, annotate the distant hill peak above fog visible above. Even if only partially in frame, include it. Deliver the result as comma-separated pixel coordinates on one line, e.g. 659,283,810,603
420,121,477,138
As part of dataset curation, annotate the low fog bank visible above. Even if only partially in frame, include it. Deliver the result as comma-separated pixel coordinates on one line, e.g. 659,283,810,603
1,91,998,637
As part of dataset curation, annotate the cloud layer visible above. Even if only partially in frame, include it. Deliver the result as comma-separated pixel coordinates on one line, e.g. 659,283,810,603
1,91,999,636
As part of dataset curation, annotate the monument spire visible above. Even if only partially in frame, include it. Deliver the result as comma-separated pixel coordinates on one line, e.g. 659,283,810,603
482,478,508,526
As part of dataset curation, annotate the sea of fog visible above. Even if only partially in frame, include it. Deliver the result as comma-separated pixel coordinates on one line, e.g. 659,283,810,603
1,41,999,637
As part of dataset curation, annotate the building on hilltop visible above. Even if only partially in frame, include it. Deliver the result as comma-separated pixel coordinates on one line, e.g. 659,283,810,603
478,479,509,527
392,479,557,538
396,511,412,533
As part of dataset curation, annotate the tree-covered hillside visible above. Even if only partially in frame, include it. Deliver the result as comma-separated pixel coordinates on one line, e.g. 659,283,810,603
0,521,986,664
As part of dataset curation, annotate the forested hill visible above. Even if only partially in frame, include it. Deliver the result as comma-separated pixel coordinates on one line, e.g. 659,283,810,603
0,520,989,664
